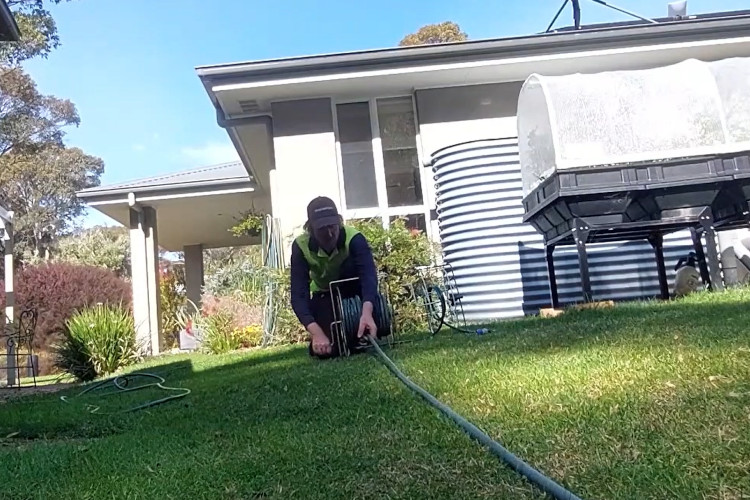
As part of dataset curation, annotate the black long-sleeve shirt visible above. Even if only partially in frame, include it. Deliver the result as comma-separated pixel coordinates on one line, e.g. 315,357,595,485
290,232,379,328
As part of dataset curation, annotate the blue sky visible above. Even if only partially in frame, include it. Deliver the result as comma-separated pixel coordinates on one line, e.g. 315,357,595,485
21,0,749,227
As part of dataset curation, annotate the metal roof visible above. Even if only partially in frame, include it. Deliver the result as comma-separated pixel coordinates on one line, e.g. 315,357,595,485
196,9,750,83
77,161,252,199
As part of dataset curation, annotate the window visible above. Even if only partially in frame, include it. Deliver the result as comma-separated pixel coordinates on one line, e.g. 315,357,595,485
336,102,379,209
334,96,430,238
377,97,422,207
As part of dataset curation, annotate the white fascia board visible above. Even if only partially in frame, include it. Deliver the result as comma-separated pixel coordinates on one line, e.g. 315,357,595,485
83,186,255,207
211,36,750,92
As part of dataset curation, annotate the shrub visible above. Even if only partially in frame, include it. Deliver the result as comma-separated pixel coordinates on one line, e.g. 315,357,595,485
350,218,435,332
54,226,131,277
201,294,264,330
203,247,263,297
160,266,186,350
0,263,132,360
263,268,307,346
194,309,263,354
190,294,267,354
53,303,142,382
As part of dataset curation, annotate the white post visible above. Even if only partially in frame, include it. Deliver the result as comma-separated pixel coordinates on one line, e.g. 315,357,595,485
183,244,204,310
1,208,15,386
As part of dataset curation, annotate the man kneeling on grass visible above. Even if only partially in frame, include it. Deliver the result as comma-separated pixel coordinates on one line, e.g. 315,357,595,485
290,196,380,359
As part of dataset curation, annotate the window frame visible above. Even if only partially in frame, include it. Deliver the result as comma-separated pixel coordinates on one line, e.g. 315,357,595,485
331,94,433,240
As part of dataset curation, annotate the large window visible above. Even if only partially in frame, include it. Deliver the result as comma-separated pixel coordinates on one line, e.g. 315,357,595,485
334,96,429,235
377,97,423,207
336,102,379,209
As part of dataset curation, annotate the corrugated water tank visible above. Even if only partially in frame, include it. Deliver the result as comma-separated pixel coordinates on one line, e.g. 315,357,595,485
429,138,695,322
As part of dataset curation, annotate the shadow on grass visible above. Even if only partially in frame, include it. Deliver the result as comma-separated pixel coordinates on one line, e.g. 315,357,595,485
0,336,548,500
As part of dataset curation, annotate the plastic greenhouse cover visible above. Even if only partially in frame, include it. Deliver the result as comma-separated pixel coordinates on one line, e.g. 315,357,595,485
518,57,750,197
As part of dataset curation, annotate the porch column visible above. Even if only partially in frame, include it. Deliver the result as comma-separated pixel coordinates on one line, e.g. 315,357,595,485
129,205,162,356
183,244,204,310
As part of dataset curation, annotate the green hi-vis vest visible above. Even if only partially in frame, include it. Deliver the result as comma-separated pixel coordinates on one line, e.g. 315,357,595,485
295,225,361,293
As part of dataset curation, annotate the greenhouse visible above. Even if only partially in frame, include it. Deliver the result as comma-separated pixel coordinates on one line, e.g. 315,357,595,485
517,56,750,305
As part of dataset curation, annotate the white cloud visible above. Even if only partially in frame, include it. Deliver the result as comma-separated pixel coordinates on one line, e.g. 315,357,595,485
181,142,239,165
132,143,146,152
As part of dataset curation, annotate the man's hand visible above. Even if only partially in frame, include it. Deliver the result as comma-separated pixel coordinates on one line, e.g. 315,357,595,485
307,322,331,356
357,301,378,340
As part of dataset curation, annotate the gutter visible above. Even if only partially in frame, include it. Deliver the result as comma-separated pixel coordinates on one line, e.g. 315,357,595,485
196,13,750,82
0,0,20,42
77,178,254,202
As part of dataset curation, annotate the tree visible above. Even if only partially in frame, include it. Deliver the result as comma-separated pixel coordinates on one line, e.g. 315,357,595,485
0,0,74,66
54,225,131,276
0,143,104,260
399,21,468,47
0,1,104,263
0,65,78,157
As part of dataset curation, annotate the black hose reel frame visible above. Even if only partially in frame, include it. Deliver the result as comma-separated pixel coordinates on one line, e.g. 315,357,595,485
328,277,396,357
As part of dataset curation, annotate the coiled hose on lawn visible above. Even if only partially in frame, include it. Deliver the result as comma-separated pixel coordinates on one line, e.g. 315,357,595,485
60,372,191,415
338,296,583,500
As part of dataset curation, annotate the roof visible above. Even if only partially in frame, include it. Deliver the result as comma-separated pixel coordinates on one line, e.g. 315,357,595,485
0,0,20,42
196,9,750,84
77,161,252,200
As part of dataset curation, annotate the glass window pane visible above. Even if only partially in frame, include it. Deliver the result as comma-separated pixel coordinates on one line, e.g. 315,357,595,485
389,214,427,234
377,97,423,208
336,102,379,209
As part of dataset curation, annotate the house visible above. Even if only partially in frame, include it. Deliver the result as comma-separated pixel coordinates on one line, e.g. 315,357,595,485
79,8,750,355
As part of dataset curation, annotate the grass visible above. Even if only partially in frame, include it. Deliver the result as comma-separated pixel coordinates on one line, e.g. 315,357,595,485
1,287,749,499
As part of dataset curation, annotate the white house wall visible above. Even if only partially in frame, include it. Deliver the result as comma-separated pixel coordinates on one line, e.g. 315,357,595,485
270,98,342,255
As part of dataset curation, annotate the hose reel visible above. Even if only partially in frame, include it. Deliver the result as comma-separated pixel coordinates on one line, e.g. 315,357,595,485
328,277,395,357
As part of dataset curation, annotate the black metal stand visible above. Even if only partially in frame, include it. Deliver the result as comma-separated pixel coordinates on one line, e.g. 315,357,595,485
2,309,39,389
648,233,670,300
546,245,560,308
572,219,593,303
541,213,731,307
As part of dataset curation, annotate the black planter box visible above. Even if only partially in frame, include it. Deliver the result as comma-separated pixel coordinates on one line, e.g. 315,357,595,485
520,152,750,308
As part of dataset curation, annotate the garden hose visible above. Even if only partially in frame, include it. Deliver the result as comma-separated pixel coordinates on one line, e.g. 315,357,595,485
425,285,490,336
60,372,191,415
338,296,583,500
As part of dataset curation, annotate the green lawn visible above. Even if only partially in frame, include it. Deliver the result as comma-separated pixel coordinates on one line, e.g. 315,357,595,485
1,287,749,499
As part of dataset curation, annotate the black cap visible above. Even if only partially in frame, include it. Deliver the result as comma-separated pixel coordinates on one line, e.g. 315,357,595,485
306,196,340,230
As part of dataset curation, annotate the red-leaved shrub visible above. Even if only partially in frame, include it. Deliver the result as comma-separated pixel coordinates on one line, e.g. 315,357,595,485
0,262,132,354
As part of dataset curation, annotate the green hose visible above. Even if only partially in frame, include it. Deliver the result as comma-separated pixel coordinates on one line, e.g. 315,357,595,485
60,372,191,415
339,295,584,500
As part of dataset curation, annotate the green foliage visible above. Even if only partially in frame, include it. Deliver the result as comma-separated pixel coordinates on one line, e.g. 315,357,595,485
53,225,130,276
230,210,264,238
193,309,263,355
0,3,104,263
350,218,434,332
160,266,186,350
195,309,238,355
263,267,307,346
1,1,75,65
399,21,468,46
203,247,264,297
53,303,141,382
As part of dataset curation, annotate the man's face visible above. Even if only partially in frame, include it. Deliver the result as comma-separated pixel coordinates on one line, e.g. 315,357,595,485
314,223,340,251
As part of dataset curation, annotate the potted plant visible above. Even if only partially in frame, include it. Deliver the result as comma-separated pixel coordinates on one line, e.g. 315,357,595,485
230,208,264,238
